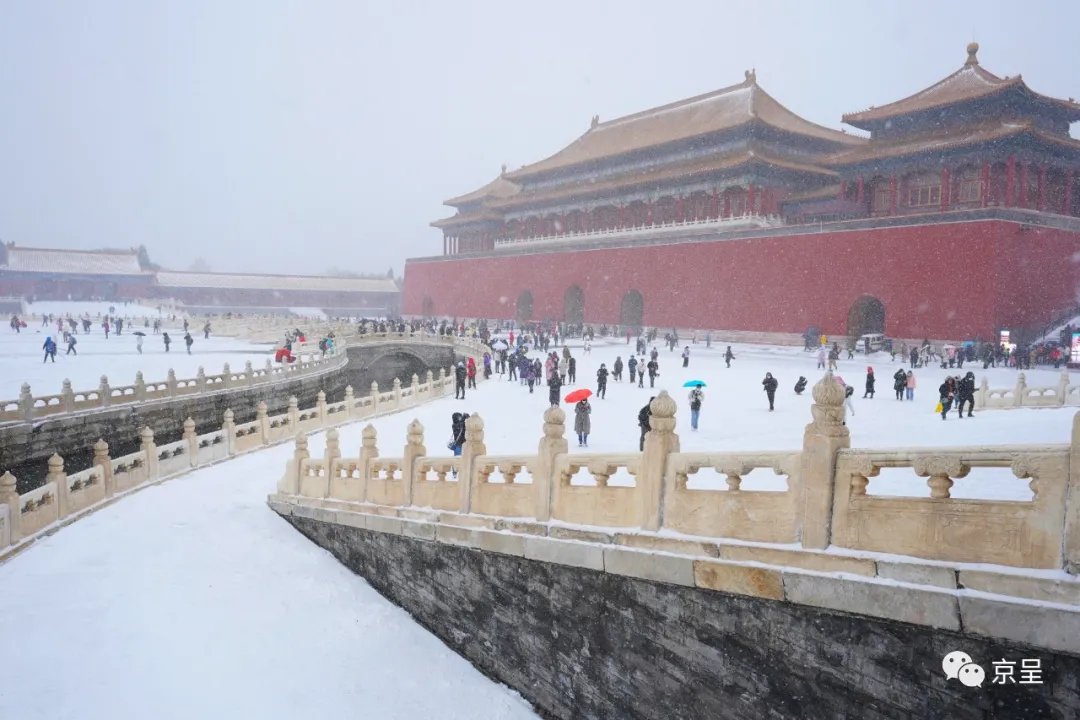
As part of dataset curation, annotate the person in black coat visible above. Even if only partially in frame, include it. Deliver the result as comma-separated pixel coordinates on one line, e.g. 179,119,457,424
794,376,807,395
646,359,659,388
638,397,654,451
596,364,609,399
548,373,562,407
762,373,778,411
450,412,468,477
454,362,467,399
724,346,735,368
863,367,875,399
956,371,976,418
893,368,907,400
939,377,956,420
910,347,919,369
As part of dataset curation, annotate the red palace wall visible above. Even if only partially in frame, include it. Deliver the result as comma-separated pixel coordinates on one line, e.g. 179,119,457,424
403,220,1080,340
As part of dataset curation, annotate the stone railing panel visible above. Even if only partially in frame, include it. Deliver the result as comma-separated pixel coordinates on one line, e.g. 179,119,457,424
412,457,462,511
551,454,641,528
194,430,228,465
295,408,323,434
470,457,533,517
298,458,329,499
66,465,106,514
663,452,801,543
264,413,293,444
111,451,149,494
19,481,59,537
231,420,263,455
329,459,367,503
367,458,406,506
156,439,192,478
831,447,1070,568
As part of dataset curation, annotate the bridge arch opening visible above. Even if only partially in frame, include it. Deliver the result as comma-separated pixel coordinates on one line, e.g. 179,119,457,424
620,289,644,331
516,291,534,323
564,285,585,326
847,295,886,338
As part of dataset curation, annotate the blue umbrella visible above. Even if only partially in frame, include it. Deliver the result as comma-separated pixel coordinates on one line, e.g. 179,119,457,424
682,380,707,388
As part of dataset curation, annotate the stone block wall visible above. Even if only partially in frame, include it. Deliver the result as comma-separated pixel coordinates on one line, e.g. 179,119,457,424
286,514,1080,720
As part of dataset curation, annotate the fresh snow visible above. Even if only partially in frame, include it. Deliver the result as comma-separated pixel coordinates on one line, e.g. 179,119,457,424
1,315,275,400
0,442,538,720
1,328,1075,718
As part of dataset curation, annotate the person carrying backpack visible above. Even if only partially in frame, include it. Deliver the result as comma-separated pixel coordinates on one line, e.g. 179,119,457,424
688,384,704,430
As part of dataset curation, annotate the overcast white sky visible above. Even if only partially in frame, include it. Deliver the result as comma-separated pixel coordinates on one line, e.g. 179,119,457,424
0,1,1077,276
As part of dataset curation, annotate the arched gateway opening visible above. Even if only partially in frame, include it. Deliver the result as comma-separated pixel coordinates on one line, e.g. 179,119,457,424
620,289,644,331
564,285,585,326
421,296,435,318
516,291,534,323
847,296,886,338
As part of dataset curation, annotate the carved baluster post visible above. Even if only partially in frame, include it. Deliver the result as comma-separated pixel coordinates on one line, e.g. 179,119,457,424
344,385,355,419
1059,370,1070,407
976,377,989,410
460,414,487,513
437,368,447,397
800,372,851,549
426,370,434,395
221,363,232,390
287,396,300,428
264,358,273,378
61,379,75,413
1065,411,1080,574
639,392,679,530
278,433,308,495
167,369,178,398
1015,372,1027,408
403,419,425,506
98,376,110,408
358,424,378,502
392,378,402,410
196,367,207,394
47,453,68,520
140,427,158,481
370,381,379,416
0,472,21,544
316,390,328,426
222,409,236,456
134,371,146,402
534,405,567,521
323,428,341,498
256,401,269,444
18,383,33,422
183,417,198,467
245,361,255,387
93,438,114,498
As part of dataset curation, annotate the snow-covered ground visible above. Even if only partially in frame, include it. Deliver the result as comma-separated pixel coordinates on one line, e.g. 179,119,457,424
0,334,1074,718
308,337,1076,501
0,443,537,720
2,311,275,400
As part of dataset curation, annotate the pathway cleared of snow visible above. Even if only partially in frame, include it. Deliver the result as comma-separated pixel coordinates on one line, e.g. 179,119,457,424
0,442,537,719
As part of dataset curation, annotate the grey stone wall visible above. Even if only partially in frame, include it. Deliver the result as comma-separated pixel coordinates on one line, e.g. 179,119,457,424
287,515,1080,720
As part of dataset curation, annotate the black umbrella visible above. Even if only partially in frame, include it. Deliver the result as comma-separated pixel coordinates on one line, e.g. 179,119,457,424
133,331,147,336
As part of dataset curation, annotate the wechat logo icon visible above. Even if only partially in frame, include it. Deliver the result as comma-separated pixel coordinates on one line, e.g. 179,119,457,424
943,650,985,688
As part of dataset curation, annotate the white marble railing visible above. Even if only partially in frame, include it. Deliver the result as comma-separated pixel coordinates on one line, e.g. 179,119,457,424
274,374,1080,574
0,330,489,553
975,371,1079,410
491,214,784,250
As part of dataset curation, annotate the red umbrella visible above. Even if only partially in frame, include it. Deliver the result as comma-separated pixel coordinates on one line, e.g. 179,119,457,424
564,388,592,404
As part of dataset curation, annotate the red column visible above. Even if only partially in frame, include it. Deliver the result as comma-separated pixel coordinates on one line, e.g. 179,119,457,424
675,197,685,222
443,235,447,255
888,177,898,215
1066,171,1075,215
940,168,950,212
1018,163,1028,208
747,185,757,215
981,162,990,207
723,195,731,218
1038,166,1047,211
856,177,865,207
1006,156,1016,207
709,192,719,218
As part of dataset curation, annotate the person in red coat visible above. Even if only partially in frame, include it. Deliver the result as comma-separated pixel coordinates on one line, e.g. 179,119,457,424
466,357,477,389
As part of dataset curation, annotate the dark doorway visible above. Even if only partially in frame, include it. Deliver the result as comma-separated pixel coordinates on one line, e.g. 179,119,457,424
516,291,534,323
620,289,644,331
564,285,585,325
847,296,886,338
421,296,435,317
